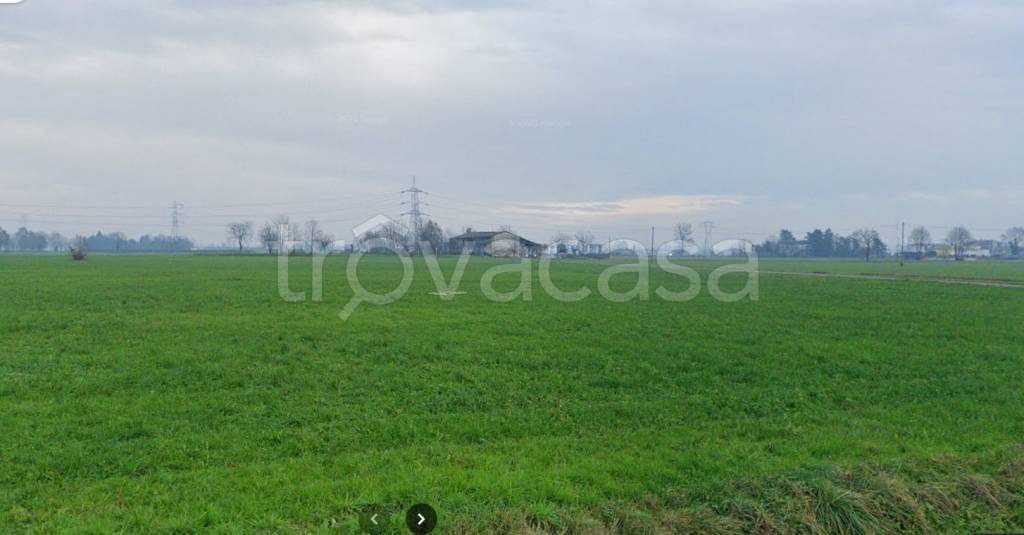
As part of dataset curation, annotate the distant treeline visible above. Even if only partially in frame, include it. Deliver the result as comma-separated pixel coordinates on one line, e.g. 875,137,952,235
755,228,888,259
0,227,192,252
79,232,193,252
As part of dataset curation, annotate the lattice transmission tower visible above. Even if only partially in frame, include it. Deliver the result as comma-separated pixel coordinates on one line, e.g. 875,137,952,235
702,221,714,256
171,201,184,237
401,178,429,249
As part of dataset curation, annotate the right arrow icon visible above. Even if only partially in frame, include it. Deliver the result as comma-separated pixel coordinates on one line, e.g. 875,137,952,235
405,503,437,534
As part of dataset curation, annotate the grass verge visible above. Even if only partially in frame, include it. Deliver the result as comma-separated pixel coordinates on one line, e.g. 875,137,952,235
447,447,1024,534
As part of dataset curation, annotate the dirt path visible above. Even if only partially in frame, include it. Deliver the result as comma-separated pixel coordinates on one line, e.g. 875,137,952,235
755,270,1024,289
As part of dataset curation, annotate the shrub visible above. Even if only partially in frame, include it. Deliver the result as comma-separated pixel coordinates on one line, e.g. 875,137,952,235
70,237,88,261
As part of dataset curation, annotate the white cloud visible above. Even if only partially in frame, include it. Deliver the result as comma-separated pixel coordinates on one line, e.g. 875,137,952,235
506,195,742,218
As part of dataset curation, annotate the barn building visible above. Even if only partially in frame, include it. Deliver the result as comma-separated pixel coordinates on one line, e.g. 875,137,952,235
451,231,542,257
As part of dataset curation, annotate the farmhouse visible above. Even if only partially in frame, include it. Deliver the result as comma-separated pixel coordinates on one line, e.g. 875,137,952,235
545,240,605,256
922,240,1011,258
451,231,543,257
965,239,1001,258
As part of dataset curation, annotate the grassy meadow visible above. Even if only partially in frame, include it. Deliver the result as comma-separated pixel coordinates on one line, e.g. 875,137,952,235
736,257,1024,283
1,254,1023,533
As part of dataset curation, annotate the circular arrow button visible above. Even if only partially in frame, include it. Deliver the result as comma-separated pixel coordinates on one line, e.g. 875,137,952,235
358,506,387,534
405,503,437,534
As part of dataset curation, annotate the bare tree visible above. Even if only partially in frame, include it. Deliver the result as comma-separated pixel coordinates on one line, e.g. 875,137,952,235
304,219,324,254
0,227,9,251
316,232,334,253
673,222,696,254
574,230,595,256
548,232,571,255
110,232,128,252
909,226,930,255
945,226,972,260
48,232,67,252
259,223,279,254
227,222,254,251
551,232,570,242
270,215,300,253
442,227,457,254
851,228,880,261
1003,226,1024,255
382,221,409,249
14,227,28,251
420,219,444,254
359,221,409,252
673,223,695,245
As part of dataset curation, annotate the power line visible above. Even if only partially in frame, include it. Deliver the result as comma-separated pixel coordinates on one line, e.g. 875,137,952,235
900,222,906,266
0,195,402,222
0,191,401,211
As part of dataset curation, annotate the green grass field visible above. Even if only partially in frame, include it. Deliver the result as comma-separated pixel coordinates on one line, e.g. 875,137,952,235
2,254,1023,533
750,257,1024,283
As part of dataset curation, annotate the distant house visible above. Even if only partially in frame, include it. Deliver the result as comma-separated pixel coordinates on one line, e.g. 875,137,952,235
965,240,999,258
544,240,605,256
451,231,542,257
779,239,808,257
931,244,954,258
924,240,1008,259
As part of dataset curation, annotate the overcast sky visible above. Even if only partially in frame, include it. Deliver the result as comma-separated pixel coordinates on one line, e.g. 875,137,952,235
1,0,1022,245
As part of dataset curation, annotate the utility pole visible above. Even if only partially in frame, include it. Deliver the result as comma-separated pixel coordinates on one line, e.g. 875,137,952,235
900,222,906,267
401,177,428,251
702,221,714,256
171,201,184,238
650,226,655,256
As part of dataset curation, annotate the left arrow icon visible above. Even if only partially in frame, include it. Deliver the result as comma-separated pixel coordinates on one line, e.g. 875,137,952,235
359,507,386,534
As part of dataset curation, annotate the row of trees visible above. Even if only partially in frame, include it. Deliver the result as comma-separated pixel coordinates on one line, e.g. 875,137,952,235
550,230,597,255
907,226,1024,259
0,226,193,252
756,228,888,260
0,227,67,252
228,216,454,255
754,225,1024,261
360,219,449,254
6,219,1022,260
79,232,193,252
1006,227,1024,255
225,217,335,254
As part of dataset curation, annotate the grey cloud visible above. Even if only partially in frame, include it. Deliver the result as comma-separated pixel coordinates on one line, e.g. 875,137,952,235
1,0,1022,243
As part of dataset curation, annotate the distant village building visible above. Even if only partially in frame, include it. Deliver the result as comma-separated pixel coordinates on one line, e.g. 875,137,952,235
780,240,809,257
966,240,998,258
451,231,542,257
931,244,954,258
919,240,1010,259
544,240,605,256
